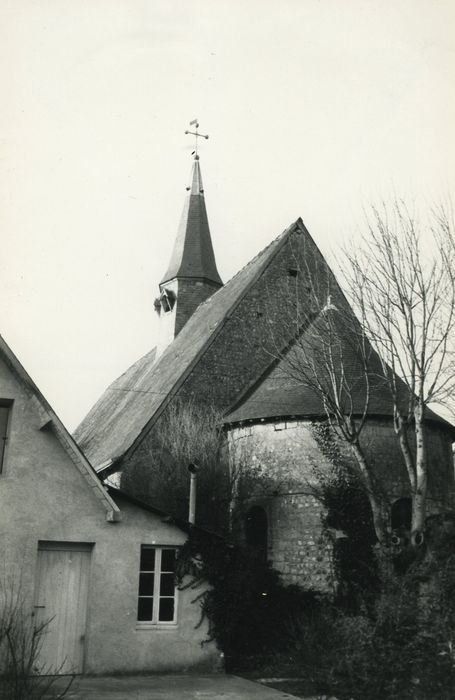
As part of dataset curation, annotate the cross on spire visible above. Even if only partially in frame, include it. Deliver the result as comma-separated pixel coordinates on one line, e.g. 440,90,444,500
185,119,209,159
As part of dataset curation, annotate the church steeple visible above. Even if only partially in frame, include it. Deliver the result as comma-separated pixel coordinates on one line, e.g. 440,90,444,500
160,156,222,287
155,152,223,356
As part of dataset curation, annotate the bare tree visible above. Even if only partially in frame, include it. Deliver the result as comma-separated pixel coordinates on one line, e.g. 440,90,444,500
0,575,74,699
121,398,230,531
251,236,390,543
345,200,455,545
121,397,283,535
266,272,391,544
261,204,455,547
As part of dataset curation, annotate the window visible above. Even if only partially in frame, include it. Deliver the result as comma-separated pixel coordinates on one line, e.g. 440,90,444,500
137,547,177,624
0,401,11,474
391,497,412,532
245,506,268,560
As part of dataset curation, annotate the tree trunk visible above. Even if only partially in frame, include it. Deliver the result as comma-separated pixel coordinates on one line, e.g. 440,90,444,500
394,413,416,494
412,401,428,546
350,441,388,544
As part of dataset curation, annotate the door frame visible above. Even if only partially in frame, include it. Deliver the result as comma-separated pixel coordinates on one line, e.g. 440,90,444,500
34,541,94,674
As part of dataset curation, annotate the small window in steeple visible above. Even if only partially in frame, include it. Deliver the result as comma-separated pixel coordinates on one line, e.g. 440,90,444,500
160,289,176,313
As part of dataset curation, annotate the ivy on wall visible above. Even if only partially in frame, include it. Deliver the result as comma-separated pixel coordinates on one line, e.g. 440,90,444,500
310,421,379,607
176,529,322,669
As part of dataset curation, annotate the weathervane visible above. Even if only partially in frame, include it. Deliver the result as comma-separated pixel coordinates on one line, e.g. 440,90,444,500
185,119,209,159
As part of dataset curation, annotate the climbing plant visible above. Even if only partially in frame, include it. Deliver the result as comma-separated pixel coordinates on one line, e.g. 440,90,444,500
310,421,379,608
175,529,322,670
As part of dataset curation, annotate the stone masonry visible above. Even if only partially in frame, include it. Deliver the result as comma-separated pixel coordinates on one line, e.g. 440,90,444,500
227,419,455,590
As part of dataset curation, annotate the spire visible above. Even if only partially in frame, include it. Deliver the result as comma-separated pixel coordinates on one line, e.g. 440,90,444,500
155,129,223,355
160,156,222,286
189,156,203,194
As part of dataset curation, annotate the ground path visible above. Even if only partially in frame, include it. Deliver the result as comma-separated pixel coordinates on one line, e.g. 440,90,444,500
63,674,307,699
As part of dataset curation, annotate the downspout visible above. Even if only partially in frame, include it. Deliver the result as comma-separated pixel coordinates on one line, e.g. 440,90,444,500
188,462,199,525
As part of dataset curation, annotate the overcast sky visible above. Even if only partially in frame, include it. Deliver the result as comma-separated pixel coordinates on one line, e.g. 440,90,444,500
1,0,454,430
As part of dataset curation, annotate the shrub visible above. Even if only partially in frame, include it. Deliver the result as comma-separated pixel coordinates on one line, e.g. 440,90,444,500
293,541,455,700
0,577,73,700
176,530,323,670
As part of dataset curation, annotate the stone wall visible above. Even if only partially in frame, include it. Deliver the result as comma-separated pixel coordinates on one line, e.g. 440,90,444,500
228,421,334,590
227,419,455,590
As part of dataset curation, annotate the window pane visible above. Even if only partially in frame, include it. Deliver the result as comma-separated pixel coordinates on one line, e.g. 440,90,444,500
245,506,268,549
0,406,9,472
160,573,175,597
0,407,8,437
159,598,174,622
140,547,155,571
137,597,154,621
391,498,412,531
139,573,154,596
161,549,176,572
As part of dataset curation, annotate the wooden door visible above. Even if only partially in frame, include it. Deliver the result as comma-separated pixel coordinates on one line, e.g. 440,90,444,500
34,542,92,674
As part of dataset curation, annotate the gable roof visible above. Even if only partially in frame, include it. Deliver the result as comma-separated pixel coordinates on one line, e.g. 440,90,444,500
76,214,455,470
160,158,222,287
0,334,121,521
74,220,299,466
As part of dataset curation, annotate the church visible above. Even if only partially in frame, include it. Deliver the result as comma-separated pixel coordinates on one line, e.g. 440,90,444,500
75,152,455,590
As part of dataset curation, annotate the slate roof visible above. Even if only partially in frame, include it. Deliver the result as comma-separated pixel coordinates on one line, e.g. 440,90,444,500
224,309,455,434
160,158,222,286
225,308,382,422
75,217,455,467
74,221,296,466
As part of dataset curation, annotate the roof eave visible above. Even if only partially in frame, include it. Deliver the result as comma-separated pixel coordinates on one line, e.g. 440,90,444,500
106,486,226,539
0,334,122,522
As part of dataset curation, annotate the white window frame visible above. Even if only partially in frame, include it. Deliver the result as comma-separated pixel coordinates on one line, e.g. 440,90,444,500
136,546,178,628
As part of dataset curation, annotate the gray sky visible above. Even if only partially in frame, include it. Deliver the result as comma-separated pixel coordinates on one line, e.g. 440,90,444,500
1,0,454,430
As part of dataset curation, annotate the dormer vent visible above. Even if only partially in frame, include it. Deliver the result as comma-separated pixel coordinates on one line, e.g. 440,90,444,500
160,289,176,313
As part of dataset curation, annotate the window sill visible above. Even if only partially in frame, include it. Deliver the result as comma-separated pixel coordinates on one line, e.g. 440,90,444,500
135,622,178,631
